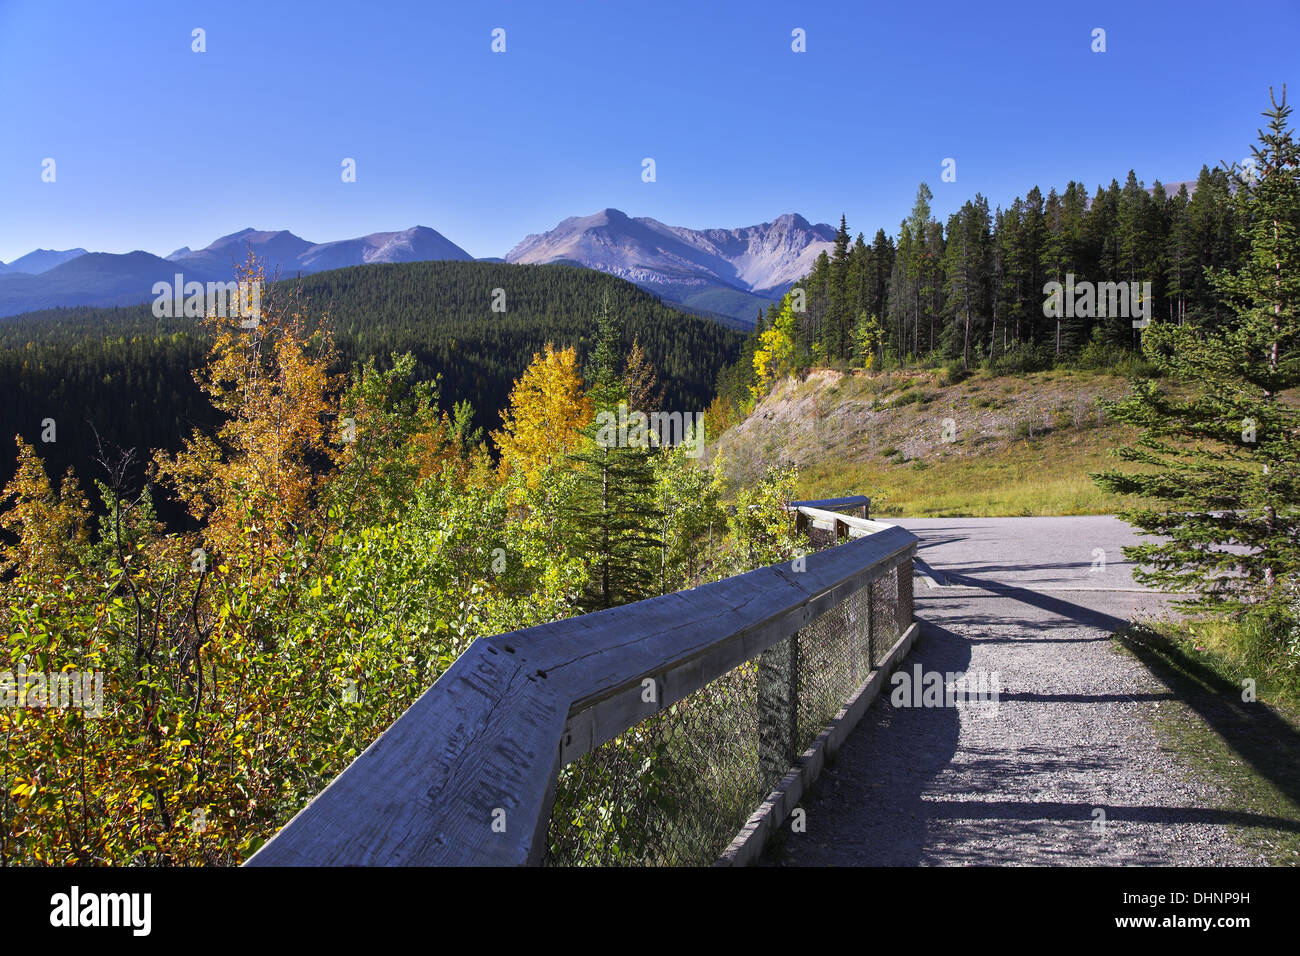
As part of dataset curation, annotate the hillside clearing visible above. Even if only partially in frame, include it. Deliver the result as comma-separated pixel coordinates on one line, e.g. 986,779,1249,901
711,367,1152,517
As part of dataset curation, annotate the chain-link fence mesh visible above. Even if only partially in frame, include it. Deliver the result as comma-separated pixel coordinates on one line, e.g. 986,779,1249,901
545,549,914,866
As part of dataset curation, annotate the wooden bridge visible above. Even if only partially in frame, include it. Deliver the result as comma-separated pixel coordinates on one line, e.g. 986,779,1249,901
247,496,919,866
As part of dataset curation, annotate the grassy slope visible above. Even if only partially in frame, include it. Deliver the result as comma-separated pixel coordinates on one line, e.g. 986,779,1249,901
712,366,1150,516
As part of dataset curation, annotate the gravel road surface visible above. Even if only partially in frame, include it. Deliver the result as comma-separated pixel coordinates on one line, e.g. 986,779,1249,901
765,516,1262,866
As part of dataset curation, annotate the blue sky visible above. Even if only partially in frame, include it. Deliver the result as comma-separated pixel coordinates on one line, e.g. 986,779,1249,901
0,0,1295,263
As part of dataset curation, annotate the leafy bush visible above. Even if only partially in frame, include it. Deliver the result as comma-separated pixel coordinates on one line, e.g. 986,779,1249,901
893,387,934,407
1075,328,1161,379
986,342,1053,375
942,360,971,385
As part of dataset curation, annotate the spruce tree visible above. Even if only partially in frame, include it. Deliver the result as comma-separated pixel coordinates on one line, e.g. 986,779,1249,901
943,197,991,367
1187,165,1242,326
567,297,663,611
827,215,852,359
1093,87,1300,623
868,229,895,333
1165,184,1195,325
888,225,915,365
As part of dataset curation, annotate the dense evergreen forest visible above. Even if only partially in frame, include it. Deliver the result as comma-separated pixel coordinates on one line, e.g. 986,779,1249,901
0,261,742,511
713,163,1245,418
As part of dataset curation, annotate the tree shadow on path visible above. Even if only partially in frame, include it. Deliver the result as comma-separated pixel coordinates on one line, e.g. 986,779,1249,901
1117,625,1300,811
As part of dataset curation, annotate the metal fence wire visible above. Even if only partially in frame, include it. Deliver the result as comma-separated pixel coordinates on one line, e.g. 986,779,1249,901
545,551,913,866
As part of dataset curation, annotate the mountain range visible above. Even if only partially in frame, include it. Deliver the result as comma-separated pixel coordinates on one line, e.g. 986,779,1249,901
0,226,472,318
0,248,89,275
505,209,835,322
0,212,835,322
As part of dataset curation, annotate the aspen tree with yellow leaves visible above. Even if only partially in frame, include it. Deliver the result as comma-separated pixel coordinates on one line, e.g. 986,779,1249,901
150,256,341,559
491,343,593,486
751,292,798,398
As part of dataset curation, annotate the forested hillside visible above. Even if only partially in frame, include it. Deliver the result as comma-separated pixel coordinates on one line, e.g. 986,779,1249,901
711,163,1244,423
0,260,742,511
0,257,801,865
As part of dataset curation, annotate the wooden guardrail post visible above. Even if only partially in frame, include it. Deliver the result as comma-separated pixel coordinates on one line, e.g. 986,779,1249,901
867,584,876,667
757,634,799,783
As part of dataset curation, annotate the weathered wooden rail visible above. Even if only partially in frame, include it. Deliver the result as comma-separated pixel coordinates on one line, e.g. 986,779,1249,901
247,497,918,866
790,494,871,518
789,494,899,545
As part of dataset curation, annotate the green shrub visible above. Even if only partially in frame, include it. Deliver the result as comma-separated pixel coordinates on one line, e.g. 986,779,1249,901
942,360,971,385
1012,417,1037,440
987,343,1053,375
1075,328,1161,379
893,388,934,407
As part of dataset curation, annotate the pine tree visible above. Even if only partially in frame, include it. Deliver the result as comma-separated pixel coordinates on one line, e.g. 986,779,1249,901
1019,187,1046,346
906,184,936,357
888,224,915,365
1093,87,1300,624
566,299,663,611
989,206,1007,354
827,215,853,360
998,198,1030,349
803,249,832,362
868,229,895,339
1187,164,1242,326
922,218,947,354
1041,189,1069,354
943,196,991,368
1165,184,1196,325
623,336,662,413
849,232,870,321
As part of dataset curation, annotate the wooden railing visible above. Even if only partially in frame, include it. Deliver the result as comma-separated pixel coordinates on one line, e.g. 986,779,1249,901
247,497,918,867
789,494,871,517
790,496,899,545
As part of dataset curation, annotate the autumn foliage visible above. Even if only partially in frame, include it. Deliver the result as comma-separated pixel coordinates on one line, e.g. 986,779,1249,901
0,262,804,864
492,343,592,486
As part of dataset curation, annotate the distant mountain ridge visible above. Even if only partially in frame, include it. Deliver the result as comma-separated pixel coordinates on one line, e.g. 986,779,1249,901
0,251,213,316
0,248,88,275
506,208,835,323
0,212,835,323
165,225,474,278
0,226,472,318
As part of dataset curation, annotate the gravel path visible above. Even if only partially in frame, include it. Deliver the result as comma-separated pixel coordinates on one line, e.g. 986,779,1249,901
766,517,1261,866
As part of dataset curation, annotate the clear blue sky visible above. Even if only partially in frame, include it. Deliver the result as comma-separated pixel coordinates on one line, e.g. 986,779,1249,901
0,0,1294,263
